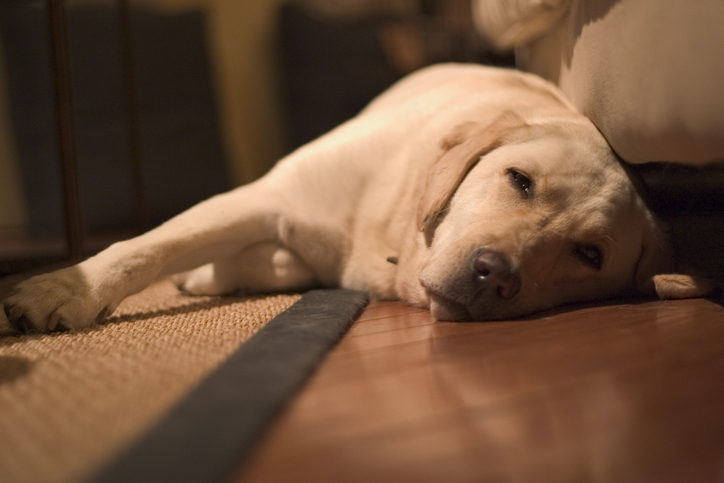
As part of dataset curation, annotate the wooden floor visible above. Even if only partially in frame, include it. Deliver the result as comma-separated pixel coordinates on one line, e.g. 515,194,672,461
234,297,724,483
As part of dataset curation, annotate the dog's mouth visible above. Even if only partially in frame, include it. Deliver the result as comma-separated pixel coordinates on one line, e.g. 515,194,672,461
424,287,473,321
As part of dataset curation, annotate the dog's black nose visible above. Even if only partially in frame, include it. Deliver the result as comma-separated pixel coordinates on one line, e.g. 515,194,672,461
472,250,521,299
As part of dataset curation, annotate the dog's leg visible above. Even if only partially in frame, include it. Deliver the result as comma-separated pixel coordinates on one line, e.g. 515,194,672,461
3,181,290,332
173,242,318,295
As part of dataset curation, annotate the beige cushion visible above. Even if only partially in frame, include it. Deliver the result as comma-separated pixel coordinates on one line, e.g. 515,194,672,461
474,0,724,165
473,0,573,52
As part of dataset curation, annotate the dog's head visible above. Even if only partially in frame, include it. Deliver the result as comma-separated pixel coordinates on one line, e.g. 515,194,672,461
417,110,714,321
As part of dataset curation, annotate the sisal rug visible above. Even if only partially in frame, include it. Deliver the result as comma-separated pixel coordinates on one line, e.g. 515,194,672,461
0,280,301,483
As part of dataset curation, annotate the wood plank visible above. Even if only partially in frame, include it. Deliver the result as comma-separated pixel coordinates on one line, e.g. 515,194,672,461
234,298,724,483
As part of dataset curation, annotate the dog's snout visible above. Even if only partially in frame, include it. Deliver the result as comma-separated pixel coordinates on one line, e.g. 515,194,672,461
472,250,521,299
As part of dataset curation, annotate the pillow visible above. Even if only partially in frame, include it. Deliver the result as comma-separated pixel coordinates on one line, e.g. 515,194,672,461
472,0,572,52
475,0,724,165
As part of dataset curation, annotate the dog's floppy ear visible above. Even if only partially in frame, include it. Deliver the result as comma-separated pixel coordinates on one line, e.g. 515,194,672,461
635,220,717,299
416,111,530,232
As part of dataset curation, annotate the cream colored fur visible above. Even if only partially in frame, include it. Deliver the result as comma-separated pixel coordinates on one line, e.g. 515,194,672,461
3,64,712,331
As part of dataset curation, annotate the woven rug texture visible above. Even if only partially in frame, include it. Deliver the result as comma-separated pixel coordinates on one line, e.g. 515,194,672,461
0,280,301,483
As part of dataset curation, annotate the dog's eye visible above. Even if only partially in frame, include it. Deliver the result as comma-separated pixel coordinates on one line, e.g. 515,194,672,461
574,244,604,270
508,169,532,198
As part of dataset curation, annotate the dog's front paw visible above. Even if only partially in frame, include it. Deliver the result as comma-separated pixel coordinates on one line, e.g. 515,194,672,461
3,268,113,333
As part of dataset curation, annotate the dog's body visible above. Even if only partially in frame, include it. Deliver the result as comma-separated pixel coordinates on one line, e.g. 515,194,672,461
3,64,713,332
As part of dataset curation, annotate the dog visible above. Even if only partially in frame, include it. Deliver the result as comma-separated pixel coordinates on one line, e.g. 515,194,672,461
3,64,714,332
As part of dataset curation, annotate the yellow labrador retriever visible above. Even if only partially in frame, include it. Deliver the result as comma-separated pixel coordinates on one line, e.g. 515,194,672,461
3,64,713,331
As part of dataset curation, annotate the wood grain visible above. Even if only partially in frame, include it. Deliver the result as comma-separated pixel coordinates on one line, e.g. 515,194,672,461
235,298,724,483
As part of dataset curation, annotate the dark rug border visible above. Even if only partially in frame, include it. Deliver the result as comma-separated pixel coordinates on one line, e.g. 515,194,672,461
88,288,369,483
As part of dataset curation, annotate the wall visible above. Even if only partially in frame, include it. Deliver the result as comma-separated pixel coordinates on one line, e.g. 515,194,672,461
136,0,289,184
0,0,287,232
0,42,27,234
